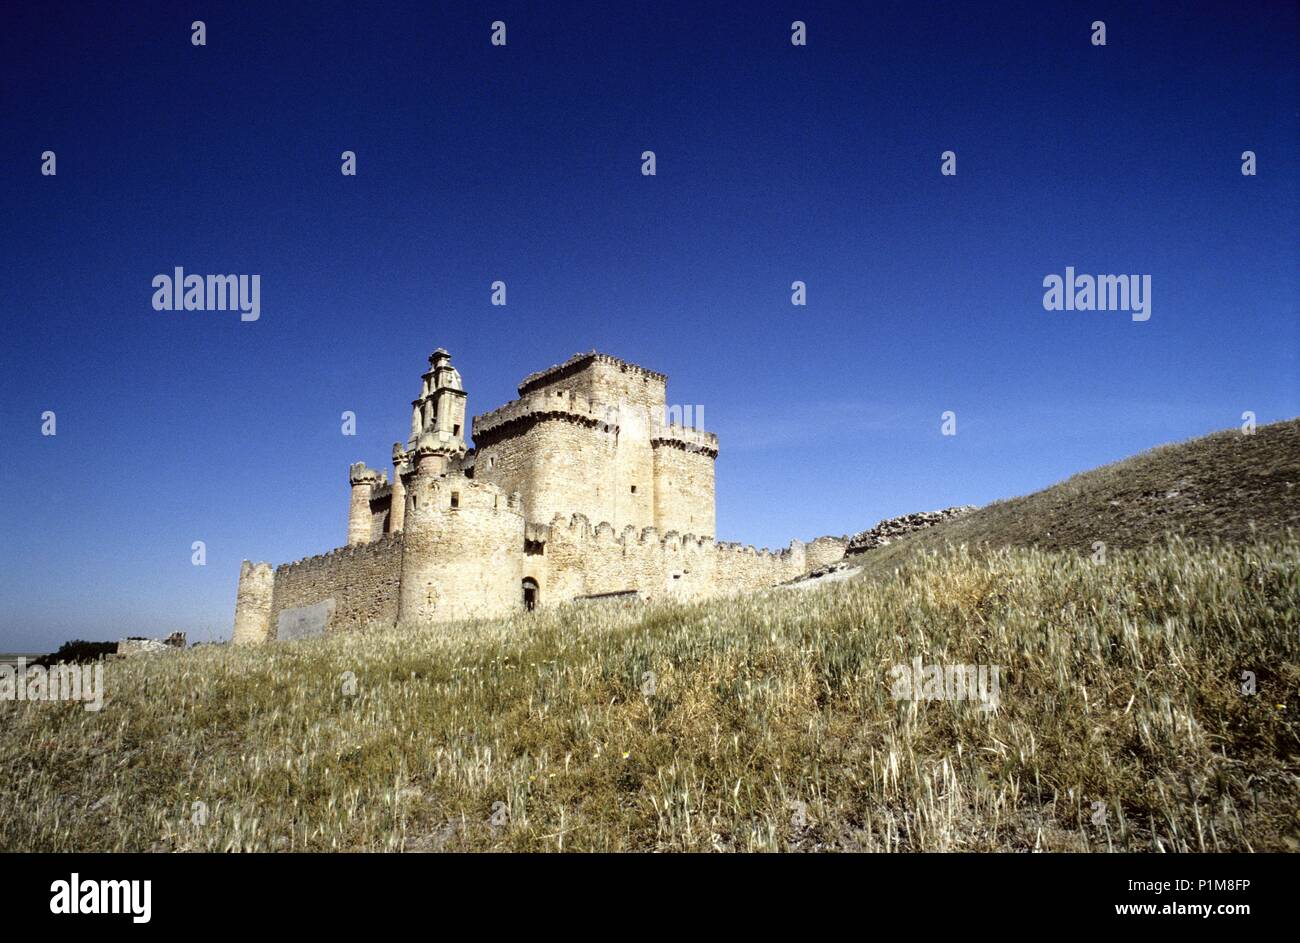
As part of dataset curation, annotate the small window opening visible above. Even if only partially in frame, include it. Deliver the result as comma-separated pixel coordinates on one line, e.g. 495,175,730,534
453,424,461,436
450,491,460,509
630,484,637,494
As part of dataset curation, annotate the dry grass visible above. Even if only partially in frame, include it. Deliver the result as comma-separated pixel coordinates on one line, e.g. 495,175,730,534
858,418,1300,580
2,535,1296,852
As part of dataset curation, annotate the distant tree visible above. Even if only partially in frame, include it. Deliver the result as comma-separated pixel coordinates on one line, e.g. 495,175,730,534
33,640,118,667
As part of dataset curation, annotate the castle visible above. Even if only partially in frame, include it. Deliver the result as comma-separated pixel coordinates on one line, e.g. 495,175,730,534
232,349,847,643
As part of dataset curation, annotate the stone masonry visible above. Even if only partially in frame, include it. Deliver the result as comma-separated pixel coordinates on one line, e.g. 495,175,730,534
232,348,845,642
843,506,978,554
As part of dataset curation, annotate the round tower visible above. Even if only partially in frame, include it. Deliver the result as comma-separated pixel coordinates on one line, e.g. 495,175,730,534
389,443,409,533
232,560,275,645
347,462,382,546
397,469,524,626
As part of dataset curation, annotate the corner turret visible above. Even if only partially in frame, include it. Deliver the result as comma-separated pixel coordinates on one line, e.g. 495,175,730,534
347,461,383,546
232,560,275,645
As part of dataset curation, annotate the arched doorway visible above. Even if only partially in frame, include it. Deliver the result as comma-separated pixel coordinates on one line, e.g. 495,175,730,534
522,578,539,612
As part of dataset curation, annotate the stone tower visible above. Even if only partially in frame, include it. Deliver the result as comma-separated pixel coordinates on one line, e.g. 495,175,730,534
409,348,468,452
347,462,383,546
232,560,274,644
470,352,718,535
397,471,524,625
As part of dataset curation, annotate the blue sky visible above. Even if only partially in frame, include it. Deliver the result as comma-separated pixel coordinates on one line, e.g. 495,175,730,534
1,0,1296,649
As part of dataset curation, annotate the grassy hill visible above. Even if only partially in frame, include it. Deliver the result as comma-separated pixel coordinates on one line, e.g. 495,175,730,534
2,536,1296,852
1,420,1296,853
855,418,1300,577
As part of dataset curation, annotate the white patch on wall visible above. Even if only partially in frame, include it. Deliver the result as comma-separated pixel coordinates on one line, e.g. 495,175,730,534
277,599,336,640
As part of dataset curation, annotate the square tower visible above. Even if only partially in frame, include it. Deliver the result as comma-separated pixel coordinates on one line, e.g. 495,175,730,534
471,352,715,535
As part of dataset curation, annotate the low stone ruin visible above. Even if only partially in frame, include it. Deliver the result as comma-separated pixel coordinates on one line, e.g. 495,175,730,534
115,632,187,657
844,506,977,555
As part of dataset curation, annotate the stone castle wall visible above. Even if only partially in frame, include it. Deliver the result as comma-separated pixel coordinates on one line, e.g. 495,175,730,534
240,511,820,644
805,535,848,570
714,537,806,592
269,534,405,638
535,514,802,607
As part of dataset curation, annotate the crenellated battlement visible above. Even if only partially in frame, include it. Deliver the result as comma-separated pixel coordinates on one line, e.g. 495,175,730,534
240,559,274,579
651,424,719,456
472,388,717,454
349,461,384,486
471,389,614,445
517,351,666,396
544,511,794,557
276,532,405,575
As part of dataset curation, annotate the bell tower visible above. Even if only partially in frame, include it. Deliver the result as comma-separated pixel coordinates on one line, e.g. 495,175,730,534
408,348,468,452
